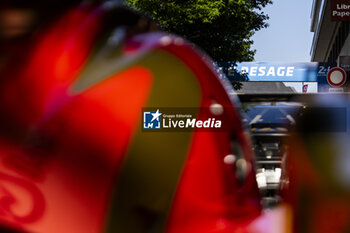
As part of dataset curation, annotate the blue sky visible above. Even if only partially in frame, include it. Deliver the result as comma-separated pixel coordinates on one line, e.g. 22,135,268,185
251,0,314,62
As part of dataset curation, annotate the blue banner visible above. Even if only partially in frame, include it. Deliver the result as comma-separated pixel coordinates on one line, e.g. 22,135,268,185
218,62,336,82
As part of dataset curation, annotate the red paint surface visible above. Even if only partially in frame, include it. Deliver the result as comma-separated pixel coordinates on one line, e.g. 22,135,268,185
0,4,266,233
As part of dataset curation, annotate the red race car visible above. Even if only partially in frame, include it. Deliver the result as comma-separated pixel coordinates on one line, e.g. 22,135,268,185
0,1,277,233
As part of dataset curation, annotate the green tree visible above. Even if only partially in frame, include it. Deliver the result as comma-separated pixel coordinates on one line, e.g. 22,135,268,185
126,0,272,62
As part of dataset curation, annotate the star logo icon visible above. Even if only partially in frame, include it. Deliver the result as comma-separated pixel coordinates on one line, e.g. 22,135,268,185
151,109,162,122
143,109,162,129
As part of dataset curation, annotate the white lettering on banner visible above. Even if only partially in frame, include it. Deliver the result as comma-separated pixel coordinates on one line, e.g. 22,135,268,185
266,67,275,76
237,66,295,78
277,67,285,76
258,67,266,76
286,67,294,76
250,66,258,76
318,66,332,76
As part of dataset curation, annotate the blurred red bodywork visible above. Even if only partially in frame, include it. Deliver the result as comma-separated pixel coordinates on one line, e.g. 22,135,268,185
0,4,271,233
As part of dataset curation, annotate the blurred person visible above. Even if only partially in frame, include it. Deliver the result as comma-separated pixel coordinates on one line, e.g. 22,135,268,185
0,1,270,233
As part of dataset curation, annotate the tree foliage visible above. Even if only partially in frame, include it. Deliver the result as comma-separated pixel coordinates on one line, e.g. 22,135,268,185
126,0,272,62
